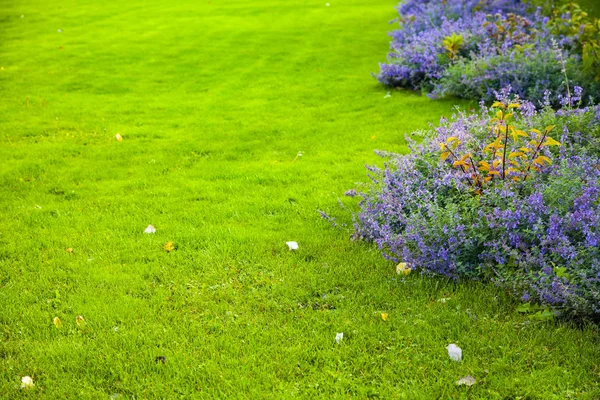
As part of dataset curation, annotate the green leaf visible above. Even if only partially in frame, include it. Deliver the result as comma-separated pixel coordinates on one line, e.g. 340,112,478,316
516,302,531,313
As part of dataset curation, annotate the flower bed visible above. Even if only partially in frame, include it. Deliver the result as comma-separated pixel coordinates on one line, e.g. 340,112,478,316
377,0,600,105
354,89,600,318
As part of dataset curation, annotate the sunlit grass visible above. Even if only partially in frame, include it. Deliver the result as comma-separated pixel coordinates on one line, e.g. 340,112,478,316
1,0,599,398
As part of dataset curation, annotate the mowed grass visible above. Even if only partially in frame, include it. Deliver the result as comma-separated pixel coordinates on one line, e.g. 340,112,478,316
1,0,599,398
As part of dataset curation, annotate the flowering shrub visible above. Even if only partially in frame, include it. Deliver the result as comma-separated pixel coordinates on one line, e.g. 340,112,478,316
378,0,600,105
354,88,600,318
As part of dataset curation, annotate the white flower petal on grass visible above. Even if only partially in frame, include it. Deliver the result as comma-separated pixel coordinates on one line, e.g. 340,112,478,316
447,343,462,361
325,3,330,6
20,376,34,389
286,241,299,251
384,92,391,98
456,375,476,386
144,224,156,234
335,332,343,344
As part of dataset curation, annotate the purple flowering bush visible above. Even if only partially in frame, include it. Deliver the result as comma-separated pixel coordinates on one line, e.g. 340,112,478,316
378,0,600,105
354,88,600,318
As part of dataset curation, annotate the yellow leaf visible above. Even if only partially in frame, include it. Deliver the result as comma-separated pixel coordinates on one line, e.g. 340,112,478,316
519,147,532,153
488,170,501,176
65,248,73,254
529,129,542,135
115,133,123,141
453,160,468,169
440,152,450,162
492,101,506,109
544,125,556,134
381,313,389,321
439,143,445,151
446,136,459,143
542,137,561,146
496,110,504,120
534,156,552,165
396,262,411,275
53,317,62,328
508,151,525,159
163,241,176,253
492,159,502,169
76,315,85,326
478,161,490,171
507,103,521,109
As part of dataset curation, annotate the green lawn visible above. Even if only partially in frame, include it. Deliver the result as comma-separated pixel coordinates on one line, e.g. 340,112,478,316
1,0,599,398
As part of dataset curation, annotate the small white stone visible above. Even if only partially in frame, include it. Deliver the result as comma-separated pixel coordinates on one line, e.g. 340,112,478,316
20,376,34,389
447,343,462,361
456,375,476,386
286,241,299,251
144,224,156,234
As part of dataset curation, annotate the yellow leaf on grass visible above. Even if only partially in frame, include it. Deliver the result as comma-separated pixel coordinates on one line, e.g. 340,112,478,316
163,241,176,252
53,317,62,328
115,133,123,141
381,313,389,321
396,262,412,275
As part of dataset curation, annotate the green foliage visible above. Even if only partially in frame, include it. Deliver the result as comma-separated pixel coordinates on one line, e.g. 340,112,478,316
547,2,600,82
442,33,464,60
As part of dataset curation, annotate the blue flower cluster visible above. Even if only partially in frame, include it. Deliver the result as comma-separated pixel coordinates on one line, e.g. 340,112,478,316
378,0,599,105
355,89,600,318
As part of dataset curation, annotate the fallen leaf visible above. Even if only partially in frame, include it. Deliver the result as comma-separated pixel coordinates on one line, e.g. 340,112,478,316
286,241,299,251
163,241,176,252
20,376,34,389
447,343,462,361
144,224,156,234
381,312,389,321
335,332,343,344
76,315,85,326
65,248,73,254
456,375,476,386
396,262,412,275
53,317,62,328
115,133,123,141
